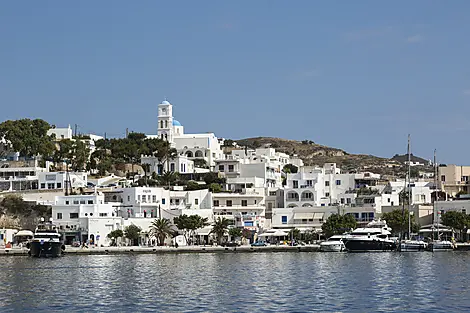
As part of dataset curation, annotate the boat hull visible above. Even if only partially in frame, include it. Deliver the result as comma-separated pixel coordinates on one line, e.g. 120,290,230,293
426,242,454,252
399,241,427,252
29,241,63,258
344,239,396,252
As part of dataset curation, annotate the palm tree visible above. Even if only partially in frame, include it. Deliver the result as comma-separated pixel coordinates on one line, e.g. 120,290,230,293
210,217,231,245
149,218,173,246
158,171,179,188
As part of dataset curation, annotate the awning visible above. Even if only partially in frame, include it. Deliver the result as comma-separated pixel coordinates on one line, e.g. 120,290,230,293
294,213,313,219
313,213,325,219
196,227,213,236
14,230,34,237
258,230,288,237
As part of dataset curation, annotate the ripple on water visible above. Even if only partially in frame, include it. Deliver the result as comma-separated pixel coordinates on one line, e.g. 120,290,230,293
0,252,470,312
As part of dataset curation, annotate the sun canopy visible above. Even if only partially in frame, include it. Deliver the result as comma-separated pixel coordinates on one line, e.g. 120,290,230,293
258,230,288,237
293,213,313,219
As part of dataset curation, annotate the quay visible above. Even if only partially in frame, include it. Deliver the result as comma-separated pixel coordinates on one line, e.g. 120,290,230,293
0,245,321,256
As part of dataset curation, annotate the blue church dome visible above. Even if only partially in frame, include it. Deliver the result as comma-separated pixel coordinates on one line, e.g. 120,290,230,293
172,120,182,126
162,100,170,105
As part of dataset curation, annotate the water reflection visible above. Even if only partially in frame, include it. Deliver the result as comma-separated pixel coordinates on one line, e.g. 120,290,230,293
0,252,469,312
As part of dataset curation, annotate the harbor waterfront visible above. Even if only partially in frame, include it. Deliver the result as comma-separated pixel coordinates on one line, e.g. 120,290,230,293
2,242,470,256
1,252,470,312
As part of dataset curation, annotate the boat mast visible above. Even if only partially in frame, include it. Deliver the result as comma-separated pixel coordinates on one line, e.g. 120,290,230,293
407,134,412,240
434,149,439,240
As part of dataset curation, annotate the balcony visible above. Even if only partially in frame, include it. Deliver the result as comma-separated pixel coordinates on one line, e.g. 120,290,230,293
213,205,264,211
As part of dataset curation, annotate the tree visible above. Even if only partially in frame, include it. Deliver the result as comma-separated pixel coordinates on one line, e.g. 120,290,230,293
0,119,56,158
228,227,242,240
158,171,179,188
288,228,301,241
283,164,298,174
203,172,225,185
107,229,124,246
441,211,469,241
173,214,209,245
381,209,419,237
210,217,231,245
209,183,222,193
222,139,234,147
124,224,141,246
149,218,173,246
70,140,90,171
321,214,357,238
241,228,252,240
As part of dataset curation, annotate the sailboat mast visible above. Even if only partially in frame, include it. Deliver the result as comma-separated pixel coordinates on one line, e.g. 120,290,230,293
434,149,439,240
407,134,411,240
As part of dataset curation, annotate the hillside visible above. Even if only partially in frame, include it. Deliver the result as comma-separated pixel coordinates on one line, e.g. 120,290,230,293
392,153,429,165
230,137,415,175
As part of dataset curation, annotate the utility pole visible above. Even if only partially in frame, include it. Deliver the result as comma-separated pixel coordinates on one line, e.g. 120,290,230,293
74,124,78,137
126,128,129,138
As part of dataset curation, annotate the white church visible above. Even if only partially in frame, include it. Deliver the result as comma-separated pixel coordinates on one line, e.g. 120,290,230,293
145,99,224,173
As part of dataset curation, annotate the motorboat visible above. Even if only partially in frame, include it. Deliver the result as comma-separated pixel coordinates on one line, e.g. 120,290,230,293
320,235,346,252
399,238,427,252
29,217,65,258
342,220,397,252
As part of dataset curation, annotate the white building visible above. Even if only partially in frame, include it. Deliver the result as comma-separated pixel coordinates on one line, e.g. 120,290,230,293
271,205,379,234
212,188,267,231
283,163,358,208
0,159,47,191
141,154,195,175
147,99,224,169
38,171,87,190
51,194,121,246
389,180,433,205
215,150,287,188
47,126,73,140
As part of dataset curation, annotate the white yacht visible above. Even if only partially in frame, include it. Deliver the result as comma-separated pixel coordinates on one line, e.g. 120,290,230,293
342,220,397,252
320,235,346,252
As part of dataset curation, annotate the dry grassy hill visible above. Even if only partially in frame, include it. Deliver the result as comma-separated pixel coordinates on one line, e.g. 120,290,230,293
230,137,407,175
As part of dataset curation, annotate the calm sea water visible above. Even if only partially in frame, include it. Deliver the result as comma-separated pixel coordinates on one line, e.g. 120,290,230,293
0,252,469,312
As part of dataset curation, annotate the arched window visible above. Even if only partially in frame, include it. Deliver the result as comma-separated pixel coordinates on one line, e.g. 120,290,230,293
160,120,164,129
195,150,203,158
186,151,193,157
287,191,299,201
165,120,168,128
165,134,168,140
301,191,314,201
161,134,164,140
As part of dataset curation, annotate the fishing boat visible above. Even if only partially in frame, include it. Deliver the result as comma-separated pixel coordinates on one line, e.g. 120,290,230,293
29,218,65,258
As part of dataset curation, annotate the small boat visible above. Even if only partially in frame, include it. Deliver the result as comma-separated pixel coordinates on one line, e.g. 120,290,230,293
29,217,65,258
399,239,427,252
425,240,454,252
320,235,346,252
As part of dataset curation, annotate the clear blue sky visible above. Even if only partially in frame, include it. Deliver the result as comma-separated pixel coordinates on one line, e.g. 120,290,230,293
1,1,469,164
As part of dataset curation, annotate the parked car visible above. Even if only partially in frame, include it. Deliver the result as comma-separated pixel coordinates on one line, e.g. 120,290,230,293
251,241,267,247
222,241,240,247
87,182,95,188
107,183,117,187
